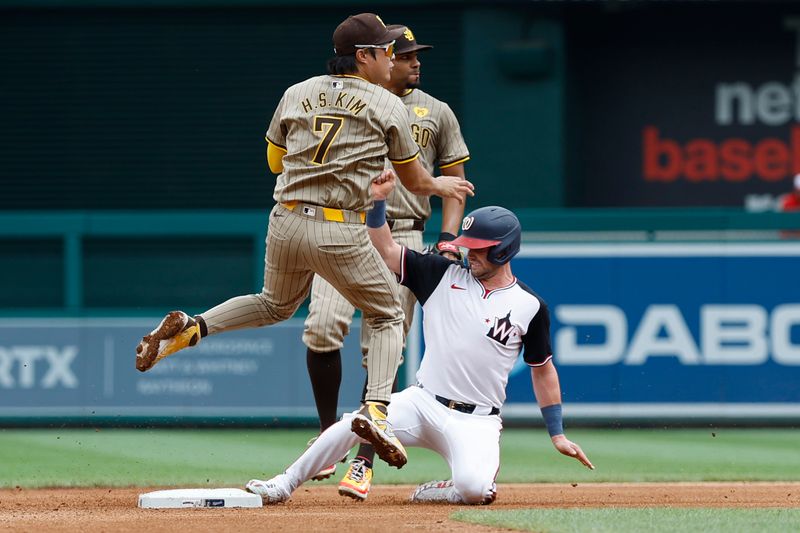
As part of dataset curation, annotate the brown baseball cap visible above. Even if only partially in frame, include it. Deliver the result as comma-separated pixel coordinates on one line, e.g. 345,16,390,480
387,25,433,54
333,13,405,56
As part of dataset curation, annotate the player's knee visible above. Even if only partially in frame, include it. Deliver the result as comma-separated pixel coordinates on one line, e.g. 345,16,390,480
303,315,349,351
272,303,297,322
363,311,405,330
255,293,298,323
303,330,345,353
453,475,496,505
361,295,404,322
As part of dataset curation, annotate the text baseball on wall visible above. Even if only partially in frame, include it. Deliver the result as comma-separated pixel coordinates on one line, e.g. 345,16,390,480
570,6,800,207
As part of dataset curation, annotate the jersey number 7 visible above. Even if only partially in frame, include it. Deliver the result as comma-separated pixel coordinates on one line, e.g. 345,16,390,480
311,115,345,165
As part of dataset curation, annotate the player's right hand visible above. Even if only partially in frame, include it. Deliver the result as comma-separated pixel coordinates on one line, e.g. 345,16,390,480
371,169,397,201
435,175,475,203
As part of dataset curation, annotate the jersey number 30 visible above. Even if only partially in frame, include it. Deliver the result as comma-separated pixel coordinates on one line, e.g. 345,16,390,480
311,115,344,165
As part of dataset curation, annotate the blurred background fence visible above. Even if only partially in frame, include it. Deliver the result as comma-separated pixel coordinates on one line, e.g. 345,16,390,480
1,0,798,426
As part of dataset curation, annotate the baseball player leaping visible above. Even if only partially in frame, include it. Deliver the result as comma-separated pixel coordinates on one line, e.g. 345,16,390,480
134,13,474,470
301,24,470,498
245,172,593,505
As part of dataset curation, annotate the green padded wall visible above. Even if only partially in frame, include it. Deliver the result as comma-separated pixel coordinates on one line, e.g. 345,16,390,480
0,7,462,210
0,239,63,308
82,237,253,309
461,8,565,209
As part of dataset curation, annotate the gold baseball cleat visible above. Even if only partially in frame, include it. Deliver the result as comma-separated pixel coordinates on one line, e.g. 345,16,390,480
135,310,201,372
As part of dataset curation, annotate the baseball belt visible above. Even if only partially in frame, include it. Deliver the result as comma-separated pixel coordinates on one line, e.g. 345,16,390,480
434,395,501,416
417,384,500,416
281,201,366,224
387,219,425,232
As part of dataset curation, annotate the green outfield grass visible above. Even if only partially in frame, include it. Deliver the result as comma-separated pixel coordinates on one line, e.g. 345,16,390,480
452,508,800,533
1,428,799,488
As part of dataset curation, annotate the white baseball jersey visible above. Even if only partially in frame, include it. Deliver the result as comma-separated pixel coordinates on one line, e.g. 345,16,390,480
399,249,552,410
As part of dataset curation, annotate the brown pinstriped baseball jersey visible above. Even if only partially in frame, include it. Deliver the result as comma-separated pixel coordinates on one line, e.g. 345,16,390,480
193,73,424,405
267,74,420,212
304,88,469,354
385,88,470,220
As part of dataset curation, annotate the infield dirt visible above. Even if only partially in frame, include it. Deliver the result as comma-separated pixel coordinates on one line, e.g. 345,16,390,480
1,482,798,532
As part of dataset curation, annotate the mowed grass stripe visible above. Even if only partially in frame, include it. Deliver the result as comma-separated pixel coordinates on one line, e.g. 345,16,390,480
0,428,310,487
499,429,800,482
452,508,800,533
0,428,452,487
1,428,799,488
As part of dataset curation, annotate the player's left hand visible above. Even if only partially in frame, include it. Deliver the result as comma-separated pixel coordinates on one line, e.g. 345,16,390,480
371,169,397,200
551,434,595,470
435,240,463,261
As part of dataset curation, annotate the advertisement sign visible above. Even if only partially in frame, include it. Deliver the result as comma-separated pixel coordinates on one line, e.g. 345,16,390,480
0,319,366,420
503,243,800,419
571,7,800,208
3,242,798,423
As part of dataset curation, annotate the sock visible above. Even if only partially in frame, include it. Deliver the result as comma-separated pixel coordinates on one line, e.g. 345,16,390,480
194,315,208,338
355,455,373,469
306,348,342,432
356,444,376,465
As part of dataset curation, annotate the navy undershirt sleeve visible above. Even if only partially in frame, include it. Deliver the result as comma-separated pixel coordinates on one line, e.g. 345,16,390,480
399,248,454,305
522,299,553,365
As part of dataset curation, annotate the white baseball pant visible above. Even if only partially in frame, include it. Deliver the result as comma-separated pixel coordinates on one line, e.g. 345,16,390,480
269,385,501,504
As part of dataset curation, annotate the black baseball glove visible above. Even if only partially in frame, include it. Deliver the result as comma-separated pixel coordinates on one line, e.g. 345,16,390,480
423,232,463,262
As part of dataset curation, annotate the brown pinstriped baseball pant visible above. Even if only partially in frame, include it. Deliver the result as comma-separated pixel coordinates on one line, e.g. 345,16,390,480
302,228,423,362
199,204,404,403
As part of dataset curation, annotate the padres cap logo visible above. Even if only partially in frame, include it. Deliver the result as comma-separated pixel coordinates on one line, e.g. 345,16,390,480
403,28,415,42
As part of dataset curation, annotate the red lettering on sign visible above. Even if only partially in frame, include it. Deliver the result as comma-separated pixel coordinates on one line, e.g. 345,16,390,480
754,139,789,181
685,139,718,182
643,127,680,182
719,140,752,182
642,126,800,183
